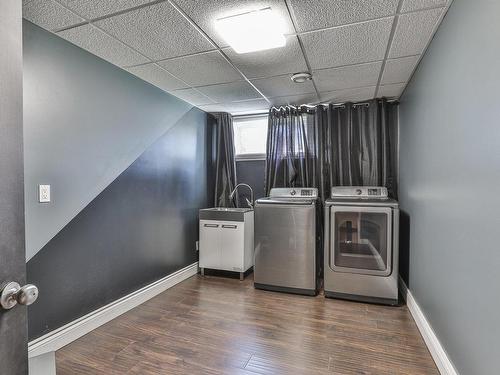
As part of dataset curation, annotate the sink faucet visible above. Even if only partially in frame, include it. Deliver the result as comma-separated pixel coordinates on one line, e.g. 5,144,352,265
229,183,254,208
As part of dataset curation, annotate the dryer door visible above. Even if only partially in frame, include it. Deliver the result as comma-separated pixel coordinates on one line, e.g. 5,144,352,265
330,206,392,276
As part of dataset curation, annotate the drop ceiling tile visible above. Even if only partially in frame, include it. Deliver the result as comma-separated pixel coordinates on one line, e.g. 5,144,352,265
378,83,406,98
197,81,262,103
401,0,448,13
389,8,444,58
158,51,242,87
170,88,214,106
320,86,376,103
224,36,308,79
58,24,149,66
58,0,155,20
381,55,420,84
126,64,188,91
251,75,316,98
23,0,84,31
269,93,319,106
302,18,393,70
224,99,270,114
289,0,398,32
173,0,295,48
95,2,214,60
313,62,382,92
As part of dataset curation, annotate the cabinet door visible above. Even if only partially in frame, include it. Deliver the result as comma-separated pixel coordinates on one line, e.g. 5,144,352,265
219,222,244,272
199,220,220,269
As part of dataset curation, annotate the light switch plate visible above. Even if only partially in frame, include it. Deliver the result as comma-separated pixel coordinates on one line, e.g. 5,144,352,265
39,185,50,203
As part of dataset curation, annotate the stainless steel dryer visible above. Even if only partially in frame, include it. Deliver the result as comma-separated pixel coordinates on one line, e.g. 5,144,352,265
324,187,399,305
254,188,319,296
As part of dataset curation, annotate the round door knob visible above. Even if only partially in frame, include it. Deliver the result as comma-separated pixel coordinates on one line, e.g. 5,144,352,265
17,284,39,306
0,282,39,310
0,282,20,310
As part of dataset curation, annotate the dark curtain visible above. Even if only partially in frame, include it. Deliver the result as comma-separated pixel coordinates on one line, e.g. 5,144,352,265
264,106,320,195
265,98,399,200
323,100,398,199
211,112,238,207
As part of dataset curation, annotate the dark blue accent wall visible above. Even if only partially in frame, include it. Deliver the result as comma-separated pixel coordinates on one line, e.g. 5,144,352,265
235,160,266,206
27,109,214,340
23,21,216,341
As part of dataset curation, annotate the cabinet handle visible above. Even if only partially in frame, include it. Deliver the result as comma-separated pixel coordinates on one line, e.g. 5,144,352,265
222,225,237,229
204,223,219,228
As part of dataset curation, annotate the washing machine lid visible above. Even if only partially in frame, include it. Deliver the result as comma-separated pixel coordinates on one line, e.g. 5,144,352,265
255,197,315,205
257,187,318,205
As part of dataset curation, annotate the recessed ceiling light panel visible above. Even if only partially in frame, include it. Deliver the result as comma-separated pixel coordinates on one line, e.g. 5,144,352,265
215,8,286,54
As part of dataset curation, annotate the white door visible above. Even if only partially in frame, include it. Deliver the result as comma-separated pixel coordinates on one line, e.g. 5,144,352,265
219,222,244,272
199,221,220,269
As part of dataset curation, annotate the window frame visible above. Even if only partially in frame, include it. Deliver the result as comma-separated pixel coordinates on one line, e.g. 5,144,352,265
232,113,268,161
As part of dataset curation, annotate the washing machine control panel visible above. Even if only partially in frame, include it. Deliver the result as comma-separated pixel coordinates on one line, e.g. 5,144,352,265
269,188,318,199
331,186,388,199
300,189,315,197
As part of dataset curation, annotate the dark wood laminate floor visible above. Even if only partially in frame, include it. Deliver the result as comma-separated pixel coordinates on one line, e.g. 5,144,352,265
57,275,439,374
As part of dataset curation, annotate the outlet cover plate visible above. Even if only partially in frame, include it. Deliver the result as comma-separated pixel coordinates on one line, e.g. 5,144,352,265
39,184,50,203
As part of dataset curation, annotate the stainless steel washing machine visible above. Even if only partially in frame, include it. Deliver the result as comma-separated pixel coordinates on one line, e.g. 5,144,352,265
324,186,399,305
254,188,319,296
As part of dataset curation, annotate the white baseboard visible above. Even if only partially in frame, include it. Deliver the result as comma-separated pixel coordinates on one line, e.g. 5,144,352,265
28,262,198,358
398,276,459,375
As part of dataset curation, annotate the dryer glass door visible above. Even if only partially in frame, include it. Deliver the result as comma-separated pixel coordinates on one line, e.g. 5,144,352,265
331,206,392,276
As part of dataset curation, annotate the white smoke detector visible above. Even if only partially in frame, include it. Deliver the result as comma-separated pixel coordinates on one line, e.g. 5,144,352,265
291,72,312,83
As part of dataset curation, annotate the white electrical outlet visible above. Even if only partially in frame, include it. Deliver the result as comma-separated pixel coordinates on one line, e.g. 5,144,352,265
39,185,51,203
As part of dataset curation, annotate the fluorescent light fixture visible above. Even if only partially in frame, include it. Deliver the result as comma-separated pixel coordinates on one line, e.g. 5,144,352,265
215,8,286,54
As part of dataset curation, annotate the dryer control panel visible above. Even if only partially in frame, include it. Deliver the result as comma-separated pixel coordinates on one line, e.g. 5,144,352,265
331,186,388,199
269,188,318,199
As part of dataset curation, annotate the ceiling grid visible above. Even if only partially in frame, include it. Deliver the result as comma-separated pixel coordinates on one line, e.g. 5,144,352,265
374,0,404,98
23,0,454,114
283,0,321,102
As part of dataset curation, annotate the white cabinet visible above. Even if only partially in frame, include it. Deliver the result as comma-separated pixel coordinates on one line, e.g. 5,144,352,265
219,223,244,271
199,212,254,278
199,222,220,270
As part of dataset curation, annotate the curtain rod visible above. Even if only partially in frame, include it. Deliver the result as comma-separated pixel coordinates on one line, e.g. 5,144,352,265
270,98,398,112
232,112,268,119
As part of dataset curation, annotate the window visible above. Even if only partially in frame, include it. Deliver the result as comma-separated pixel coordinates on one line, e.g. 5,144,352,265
233,115,268,159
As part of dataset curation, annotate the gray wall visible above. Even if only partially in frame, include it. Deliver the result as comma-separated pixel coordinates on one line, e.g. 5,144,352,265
24,22,214,340
23,21,195,261
399,1,500,374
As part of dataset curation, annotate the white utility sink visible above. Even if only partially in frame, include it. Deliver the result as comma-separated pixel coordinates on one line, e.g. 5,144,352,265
198,207,254,280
